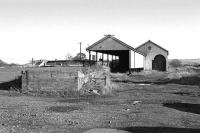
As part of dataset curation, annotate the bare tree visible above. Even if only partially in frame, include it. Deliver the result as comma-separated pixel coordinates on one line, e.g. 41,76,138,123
73,53,86,60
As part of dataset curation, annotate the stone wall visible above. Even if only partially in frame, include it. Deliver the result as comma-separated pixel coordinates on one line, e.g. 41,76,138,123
21,67,79,92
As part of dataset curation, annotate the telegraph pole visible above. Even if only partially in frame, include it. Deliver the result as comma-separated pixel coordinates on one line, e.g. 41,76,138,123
79,42,82,60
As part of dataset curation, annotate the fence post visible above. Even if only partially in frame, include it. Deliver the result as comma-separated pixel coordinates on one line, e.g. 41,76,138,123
25,71,29,88
105,76,107,86
77,71,85,91
21,70,29,92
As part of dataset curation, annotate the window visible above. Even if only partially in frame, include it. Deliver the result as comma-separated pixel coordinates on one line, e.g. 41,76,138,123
148,46,151,50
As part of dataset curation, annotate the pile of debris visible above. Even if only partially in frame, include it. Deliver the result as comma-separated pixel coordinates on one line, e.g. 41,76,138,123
78,66,114,95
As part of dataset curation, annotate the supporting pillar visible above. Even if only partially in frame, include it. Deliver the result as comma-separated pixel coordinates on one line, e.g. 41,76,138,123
129,50,131,74
107,54,109,66
96,52,98,62
102,53,104,65
89,51,91,66
112,55,113,62
134,51,135,69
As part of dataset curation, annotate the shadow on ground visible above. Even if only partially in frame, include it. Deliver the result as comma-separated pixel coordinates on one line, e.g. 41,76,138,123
163,102,200,115
0,76,22,91
159,76,200,86
119,127,200,133
113,76,200,86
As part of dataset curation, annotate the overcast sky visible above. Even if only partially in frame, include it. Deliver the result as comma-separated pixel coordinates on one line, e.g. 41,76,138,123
0,0,200,64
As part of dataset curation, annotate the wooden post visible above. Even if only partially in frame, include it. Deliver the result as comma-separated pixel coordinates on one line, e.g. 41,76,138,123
80,42,82,60
112,55,113,62
102,53,104,65
105,76,107,86
129,50,131,74
134,51,135,69
107,54,109,66
96,52,98,62
115,56,116,64
89,51,91,66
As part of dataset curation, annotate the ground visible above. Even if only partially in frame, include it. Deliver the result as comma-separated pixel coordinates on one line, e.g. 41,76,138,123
0,67,200,133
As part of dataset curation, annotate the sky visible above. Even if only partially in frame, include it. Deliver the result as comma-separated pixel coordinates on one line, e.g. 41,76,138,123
0,0,200,64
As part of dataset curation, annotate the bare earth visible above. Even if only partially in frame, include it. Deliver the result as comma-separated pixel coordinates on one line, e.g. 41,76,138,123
0,67,200,133
0,82,200,132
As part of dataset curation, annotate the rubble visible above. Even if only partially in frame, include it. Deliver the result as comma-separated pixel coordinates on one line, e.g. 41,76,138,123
78,65,115,95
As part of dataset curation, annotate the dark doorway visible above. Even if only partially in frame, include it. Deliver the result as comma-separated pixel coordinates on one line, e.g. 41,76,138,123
110,50,130,73
152,54,166,71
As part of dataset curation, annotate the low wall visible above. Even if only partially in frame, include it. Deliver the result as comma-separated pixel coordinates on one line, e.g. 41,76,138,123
21,67,79,92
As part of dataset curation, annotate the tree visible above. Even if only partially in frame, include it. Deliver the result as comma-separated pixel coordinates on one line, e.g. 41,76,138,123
73,53,86,60
169,59,182,68
65,53,73,60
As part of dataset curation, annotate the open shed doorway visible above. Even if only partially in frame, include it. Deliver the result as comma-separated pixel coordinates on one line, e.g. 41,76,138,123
86,35,137,73
152,54,166,71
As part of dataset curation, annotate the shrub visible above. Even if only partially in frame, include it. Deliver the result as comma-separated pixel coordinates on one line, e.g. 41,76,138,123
169,59,182,68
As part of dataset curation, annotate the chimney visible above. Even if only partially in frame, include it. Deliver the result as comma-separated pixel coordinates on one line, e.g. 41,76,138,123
104,34,115,37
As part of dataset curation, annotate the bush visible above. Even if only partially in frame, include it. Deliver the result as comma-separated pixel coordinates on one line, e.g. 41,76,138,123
169,59,182,68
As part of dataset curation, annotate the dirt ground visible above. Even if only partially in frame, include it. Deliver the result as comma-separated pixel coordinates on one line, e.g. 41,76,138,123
0,67,200,133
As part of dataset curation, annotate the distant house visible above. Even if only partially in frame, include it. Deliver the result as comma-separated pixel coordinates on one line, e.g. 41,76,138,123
86,35,169,72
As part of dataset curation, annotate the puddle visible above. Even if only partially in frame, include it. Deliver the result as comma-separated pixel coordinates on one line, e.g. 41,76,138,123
47,105,83,113
163,102,200,114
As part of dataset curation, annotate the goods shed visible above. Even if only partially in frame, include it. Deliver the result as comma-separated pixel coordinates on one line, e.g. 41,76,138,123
86,35,143,72
135,40,169,71
86,35,169,72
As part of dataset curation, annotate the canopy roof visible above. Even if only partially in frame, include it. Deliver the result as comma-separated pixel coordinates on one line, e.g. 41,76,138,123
86,35,143,56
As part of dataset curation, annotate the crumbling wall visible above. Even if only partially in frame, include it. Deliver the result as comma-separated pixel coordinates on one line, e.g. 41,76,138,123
21,68,78,93
77,66,114,95
21,66,114,96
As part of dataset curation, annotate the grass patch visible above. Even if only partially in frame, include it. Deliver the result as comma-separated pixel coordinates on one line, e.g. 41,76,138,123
47,105,83,113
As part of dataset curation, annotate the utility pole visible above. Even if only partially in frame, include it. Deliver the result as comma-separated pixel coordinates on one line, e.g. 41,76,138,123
79,42,82,60
32,58,34,67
